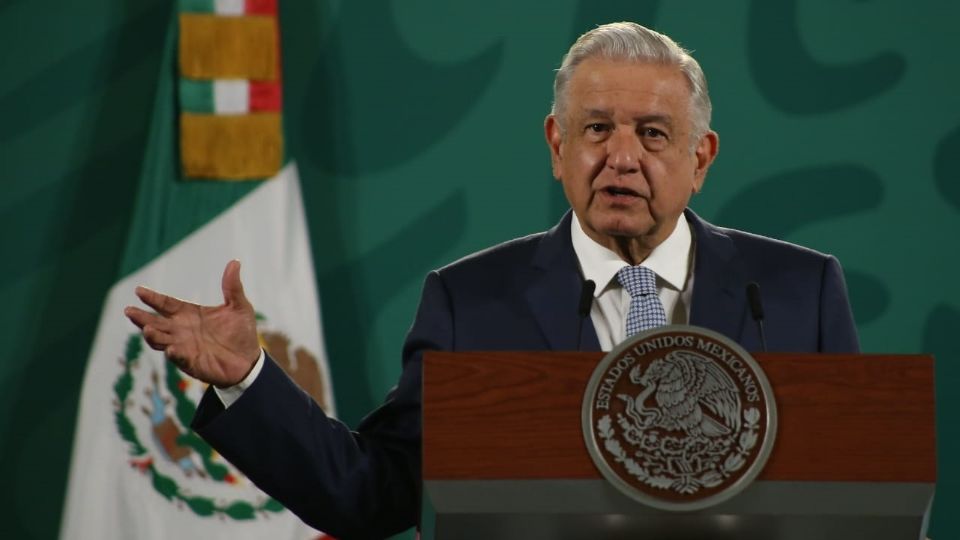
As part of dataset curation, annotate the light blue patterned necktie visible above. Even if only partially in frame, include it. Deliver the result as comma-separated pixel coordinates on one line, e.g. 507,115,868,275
617,265,668,336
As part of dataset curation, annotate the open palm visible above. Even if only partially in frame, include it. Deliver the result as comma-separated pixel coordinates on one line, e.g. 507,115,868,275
124,260,261,387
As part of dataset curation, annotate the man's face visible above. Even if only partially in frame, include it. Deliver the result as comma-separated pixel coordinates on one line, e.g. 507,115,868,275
546,59,718,257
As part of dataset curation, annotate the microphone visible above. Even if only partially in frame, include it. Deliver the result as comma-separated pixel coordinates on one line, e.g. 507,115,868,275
746,282,768,352
577,279,596,350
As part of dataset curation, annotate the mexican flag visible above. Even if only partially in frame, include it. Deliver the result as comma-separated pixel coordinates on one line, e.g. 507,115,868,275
60,2,333,538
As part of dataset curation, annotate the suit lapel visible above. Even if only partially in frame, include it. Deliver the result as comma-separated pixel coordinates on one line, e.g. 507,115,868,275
522,211,601,351
687,210,750,343
522,209,750,350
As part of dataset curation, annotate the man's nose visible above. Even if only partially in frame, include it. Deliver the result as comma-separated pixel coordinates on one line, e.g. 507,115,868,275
606,129,642,174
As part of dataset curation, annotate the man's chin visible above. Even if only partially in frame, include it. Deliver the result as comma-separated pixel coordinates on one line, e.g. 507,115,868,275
594,218,656,241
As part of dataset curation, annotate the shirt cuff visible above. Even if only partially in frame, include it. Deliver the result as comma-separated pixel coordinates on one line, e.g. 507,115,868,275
213,349,266,409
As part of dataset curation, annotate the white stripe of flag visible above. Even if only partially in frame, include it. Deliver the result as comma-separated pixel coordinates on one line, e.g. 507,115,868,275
213,79,250,114
214,0,245,16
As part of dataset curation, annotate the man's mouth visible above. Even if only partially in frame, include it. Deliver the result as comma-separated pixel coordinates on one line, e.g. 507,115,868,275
602,186,640,197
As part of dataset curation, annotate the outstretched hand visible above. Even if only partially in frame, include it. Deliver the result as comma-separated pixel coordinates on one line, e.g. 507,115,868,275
124,260,261,388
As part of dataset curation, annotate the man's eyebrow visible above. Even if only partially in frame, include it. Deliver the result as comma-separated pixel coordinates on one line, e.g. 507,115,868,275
578,110,675,127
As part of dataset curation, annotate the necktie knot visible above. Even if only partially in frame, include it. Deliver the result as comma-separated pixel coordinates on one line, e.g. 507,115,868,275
617,265,658,298
616,265,667,336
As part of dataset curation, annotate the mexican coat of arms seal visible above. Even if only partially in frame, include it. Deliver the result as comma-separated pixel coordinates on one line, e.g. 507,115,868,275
582,325,777,511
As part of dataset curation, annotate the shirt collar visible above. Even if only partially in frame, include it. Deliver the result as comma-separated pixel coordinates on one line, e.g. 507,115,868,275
570,212,692,295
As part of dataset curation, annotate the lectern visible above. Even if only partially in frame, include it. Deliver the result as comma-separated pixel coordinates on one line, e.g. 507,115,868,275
421,352,935,540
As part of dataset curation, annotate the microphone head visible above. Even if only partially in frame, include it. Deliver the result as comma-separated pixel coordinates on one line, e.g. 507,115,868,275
746,282,764,321
579,279,596,317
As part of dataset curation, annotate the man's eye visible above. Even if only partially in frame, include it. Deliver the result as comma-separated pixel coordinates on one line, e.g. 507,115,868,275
641,127,666,139
587,123,610,133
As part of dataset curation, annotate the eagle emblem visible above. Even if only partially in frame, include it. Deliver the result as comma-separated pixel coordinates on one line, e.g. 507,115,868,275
583,326,777,511
623,350,741,439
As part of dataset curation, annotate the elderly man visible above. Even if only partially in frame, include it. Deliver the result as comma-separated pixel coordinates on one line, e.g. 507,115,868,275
125,22,858,538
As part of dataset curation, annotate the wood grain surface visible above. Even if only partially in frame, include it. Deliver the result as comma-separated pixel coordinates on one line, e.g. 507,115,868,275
422,352,936,483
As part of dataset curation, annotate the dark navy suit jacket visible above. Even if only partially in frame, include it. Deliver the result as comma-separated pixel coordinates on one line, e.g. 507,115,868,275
192,209,859,539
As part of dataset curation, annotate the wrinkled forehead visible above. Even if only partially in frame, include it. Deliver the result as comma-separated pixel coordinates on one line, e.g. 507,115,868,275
563,60,695,125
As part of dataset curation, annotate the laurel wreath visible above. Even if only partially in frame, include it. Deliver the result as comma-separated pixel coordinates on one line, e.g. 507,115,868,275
597,407,761,494
114,334,284,520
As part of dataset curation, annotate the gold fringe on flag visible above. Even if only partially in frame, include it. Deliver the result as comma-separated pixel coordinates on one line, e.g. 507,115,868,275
179,14,278,80
180,113,282,179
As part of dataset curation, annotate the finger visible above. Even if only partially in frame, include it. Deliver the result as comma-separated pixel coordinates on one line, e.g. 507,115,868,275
142,326,174,351
221,259,249,307
124,306,171,331
135,286,185,316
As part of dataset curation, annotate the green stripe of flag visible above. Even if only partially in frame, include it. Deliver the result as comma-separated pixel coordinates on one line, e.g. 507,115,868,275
178,0,216,14
180,0,251,16
179,78,215,114
177,0,216,13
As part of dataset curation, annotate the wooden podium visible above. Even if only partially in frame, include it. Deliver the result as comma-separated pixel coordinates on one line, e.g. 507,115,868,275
421,352,936,540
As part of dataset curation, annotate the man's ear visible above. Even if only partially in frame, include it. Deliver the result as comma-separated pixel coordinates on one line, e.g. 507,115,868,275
692,130,719,193
544,114,564,180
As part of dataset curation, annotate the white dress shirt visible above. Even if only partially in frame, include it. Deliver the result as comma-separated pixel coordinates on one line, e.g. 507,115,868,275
214,349,265,408
570,212,695,351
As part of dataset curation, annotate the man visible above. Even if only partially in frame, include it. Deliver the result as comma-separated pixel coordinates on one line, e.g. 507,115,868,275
125,22,858,539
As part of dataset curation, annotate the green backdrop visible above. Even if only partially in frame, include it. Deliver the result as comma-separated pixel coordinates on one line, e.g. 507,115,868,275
1,1,957,538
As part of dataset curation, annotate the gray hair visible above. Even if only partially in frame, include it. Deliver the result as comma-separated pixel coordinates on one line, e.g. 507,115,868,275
551,22,712,141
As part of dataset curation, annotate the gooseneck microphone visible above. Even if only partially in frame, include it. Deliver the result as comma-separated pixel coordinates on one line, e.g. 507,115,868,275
577,279,596,350
746,282,768,352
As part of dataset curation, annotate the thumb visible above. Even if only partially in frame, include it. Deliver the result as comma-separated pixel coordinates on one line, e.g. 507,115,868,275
221,259,249,307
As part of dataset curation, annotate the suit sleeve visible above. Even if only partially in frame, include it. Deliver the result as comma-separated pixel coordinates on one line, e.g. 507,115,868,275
191,271,454,539
818,255,860,353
